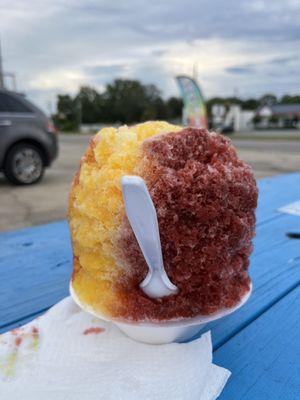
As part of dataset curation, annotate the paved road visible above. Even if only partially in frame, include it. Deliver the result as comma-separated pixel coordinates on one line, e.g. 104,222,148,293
1,134,300,232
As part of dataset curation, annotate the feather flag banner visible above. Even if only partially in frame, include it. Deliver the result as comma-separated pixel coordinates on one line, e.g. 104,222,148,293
176,75,208,129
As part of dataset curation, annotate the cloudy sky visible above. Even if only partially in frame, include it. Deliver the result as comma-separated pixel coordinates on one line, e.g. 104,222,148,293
1,0,300,112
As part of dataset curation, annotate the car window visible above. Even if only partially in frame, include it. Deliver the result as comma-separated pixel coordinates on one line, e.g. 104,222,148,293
0,93,33,113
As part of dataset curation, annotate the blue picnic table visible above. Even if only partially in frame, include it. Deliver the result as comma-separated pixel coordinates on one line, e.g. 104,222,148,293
1,172,300,399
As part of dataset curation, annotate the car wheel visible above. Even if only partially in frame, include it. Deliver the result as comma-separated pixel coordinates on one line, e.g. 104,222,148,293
4,143,44,185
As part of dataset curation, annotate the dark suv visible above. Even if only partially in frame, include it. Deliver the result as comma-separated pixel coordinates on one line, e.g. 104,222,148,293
0,90,58,185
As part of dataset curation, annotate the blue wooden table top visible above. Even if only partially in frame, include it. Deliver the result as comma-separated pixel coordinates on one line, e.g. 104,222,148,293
1,172,300,399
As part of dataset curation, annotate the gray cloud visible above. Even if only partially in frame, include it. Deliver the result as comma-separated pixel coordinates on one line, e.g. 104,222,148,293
226,66,256,75
85,64,127,77
1,0,300,111
269,56,299,65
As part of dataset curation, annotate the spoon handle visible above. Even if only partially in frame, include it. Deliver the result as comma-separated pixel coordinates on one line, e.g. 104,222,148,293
121,176,177,297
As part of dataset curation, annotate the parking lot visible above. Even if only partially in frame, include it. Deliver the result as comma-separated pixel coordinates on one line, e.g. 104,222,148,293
1,134,300,232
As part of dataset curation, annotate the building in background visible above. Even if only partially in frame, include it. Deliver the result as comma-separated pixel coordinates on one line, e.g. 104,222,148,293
255,104,300,129
211,104,255,133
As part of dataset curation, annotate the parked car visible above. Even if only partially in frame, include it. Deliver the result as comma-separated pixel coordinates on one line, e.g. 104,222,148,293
220,125,234,135
0,89,58,185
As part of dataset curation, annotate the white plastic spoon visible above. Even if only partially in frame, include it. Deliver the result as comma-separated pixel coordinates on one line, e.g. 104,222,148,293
121,175,178,298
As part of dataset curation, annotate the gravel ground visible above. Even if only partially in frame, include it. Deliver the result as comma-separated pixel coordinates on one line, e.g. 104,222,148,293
1,134,300,232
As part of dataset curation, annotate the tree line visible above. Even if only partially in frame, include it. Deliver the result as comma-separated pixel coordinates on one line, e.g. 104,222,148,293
206,94,300,114
54,79,182,131
53,78,300,131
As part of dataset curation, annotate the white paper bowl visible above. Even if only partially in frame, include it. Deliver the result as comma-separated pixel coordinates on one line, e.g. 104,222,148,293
70,283,252,344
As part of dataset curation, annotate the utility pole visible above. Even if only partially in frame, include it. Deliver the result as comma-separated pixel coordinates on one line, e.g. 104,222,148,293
77,96,82,133
0,38,4,88
5,72,16,91
193,62,198,82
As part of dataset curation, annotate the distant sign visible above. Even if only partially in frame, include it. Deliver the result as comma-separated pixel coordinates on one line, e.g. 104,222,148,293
176,75,208,129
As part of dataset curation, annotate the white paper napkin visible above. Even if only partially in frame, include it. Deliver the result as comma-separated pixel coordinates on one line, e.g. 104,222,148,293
0,297,230,400
278,200,300,216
